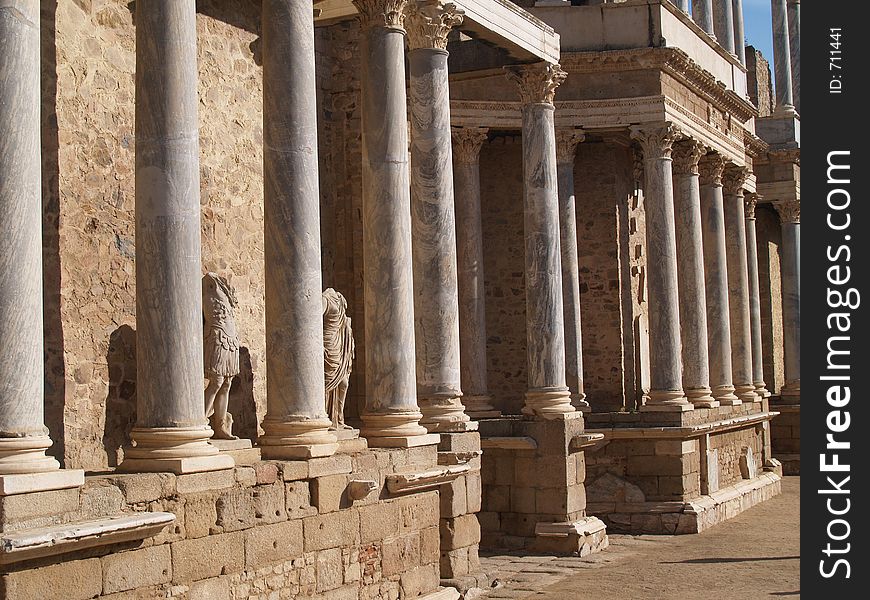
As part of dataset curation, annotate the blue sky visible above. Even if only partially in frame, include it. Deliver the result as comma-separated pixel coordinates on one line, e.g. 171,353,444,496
741,0,775,64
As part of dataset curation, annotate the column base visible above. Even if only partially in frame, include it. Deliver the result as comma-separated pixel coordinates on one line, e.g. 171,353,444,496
522,387,575,419
259,417,338,459
120,426,235,474
0,435,61,475
779,381,800,404
642,390,693,411
419,393,476,433
755,382,772,399
361,411,435,447
735,384,760,404
571,393,591,413
685,387,719,409
462,395,500,419
0,469,84,496
712,385,741,406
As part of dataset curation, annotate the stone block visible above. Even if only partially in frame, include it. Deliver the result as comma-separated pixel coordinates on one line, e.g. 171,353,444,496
183,493,218,538
176,469,236,495
535,488,568,516
171,531,245,583
234,466,257,487
312,474,350,513
190,577,231,600
0,558,102,600
303,509,360,551
407,445,439,467
420,525,440,564
382,533,421,576
493,456,516,485
285,481,317,518
254,462,279,485
78,480,125,520
359,500,400,543
316,547,345,592
440,514,480,549
440,476,467,518
252,482,287,523
245,519,303,567
509,487,535,514
102,544,172,594
567,484,587,514
437,432,481,453
308,455,353,478
483,485,510,513
113,473,176,504
465,472,482,514
401,563,439,598
440,546,468,578
398,492,439,531
215,488,256,532
477,511,499,532
626,455,686,477
654,440,696,456
277,460,310,481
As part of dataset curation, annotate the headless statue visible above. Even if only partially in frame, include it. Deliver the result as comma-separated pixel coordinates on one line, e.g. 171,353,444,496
322,288,355,430
203,273,240,440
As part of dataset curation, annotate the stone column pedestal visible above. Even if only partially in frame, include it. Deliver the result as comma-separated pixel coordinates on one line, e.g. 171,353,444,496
121,0,232,474
452,128,500,419
258,0,338,459
744,194,770,399
353,0,437,447
775,199,800,402
505,63,575,419
631,123,691,412
406,1,474,433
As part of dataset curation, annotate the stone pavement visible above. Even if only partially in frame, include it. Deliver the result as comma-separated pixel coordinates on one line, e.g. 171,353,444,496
476,476,800,599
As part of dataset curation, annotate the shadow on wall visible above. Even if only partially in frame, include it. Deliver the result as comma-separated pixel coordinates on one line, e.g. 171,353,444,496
229,347,259,441
41,0,65,464
103,325,138,467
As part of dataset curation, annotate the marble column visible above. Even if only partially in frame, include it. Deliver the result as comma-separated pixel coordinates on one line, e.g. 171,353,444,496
788,0,800,114
698,154,740,405
406,1,472,432
631,123,691,412
672,140,717,408
0,0,63,479
504,63,576,419
692,0,716,39
771,0,795,114
123,1,233,473
353,0,434,445
732,0,746,64
555,129,590,412
743,194,770,399
671,0,689,13
774,199,800,403
452,128,499,418
713,0,736,55
723,166,758,403
258,0,338,459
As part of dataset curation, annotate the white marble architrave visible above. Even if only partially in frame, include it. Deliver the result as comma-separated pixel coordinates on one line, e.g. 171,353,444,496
0,0,64,479
505,62,576,419
723,166,759,403
353,0,435,446
672,140,717,408
743,194,770,399
774,199,800,403
452,128,500,419
787,0,800,114
771,0,795,114
713,0,735,55
554,128,590,412
122,0,233,474
406,1,473,432
699,154,740,405
258,0,338,459
692,0,716,39
631,123,691,412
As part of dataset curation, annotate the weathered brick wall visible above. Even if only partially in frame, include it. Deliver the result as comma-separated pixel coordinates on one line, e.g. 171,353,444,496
746,46,775,117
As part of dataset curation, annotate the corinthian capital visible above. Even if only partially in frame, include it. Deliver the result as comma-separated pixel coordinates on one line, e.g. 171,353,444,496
452,127,488,164
555,128,585,164
671,139,705,176
722,165,751,195
630,122,680,160
405,1,464,50
352,0,408,32
774,199,800,224
504,62,567,106
698,153,726,186
744,193,761,220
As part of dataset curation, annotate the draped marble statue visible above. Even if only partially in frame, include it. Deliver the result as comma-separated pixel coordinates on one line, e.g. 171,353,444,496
203,273,240,440
322,288,355,430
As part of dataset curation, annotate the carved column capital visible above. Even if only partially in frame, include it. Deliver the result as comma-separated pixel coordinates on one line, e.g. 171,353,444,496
774,198,800,224
722,165,751,195
744,193,761,220
451,127,488,164
698,153,726,186
555,128,585,164
504,62,567,106
352,0,409,32
405,1,464,50
630,122,680,160
671,139,705,176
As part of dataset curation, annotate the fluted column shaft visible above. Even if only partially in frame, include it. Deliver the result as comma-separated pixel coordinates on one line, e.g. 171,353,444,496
699,154,740,405
406,1,472,432
713,0,736,54
452,128,499,418
744,195,770,398
771,0,795,113
672,141,717,408
671,0,689,12
692,0,716,38
631,123,691,411
723,167,758,403
775,200,800,402
505,63,575,419
259,0,337,458
788,0,800,113
732,0,746,64
0,1,60,475
353,0,430,444
555,129,590,412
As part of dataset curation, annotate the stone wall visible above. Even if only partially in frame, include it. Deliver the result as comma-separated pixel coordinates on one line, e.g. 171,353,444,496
755,203,784,395
746,46,774,117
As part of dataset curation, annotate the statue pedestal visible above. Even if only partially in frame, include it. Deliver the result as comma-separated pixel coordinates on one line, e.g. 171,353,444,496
210,438,261,466
332,428,367,454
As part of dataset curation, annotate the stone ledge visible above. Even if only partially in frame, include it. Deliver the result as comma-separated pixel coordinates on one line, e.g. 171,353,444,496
587,411,779,440
532,516,609,556
569,433,604,451
0,512,175,564
0,470,85,497
386,465,471,494
480,437,537,450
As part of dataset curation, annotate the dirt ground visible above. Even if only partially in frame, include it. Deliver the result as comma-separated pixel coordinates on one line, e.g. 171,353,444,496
480,476,800,599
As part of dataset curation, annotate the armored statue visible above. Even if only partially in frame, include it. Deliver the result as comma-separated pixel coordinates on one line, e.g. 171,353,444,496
203,272,240,440
322,288,355,430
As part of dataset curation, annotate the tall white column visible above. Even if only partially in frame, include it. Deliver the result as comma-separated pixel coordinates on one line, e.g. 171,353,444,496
452,128,500,418
555,128,590,412
505,62,576,419
787,0,800,114
732,0,746,64
771,0,795,114
122,0,233,474
353,0,435,446
713,0,736,54
775,199,800,403
744,194,770,399
258,0,338,459
692,0,716,39
631,123,692,412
